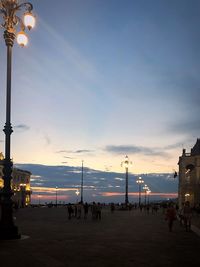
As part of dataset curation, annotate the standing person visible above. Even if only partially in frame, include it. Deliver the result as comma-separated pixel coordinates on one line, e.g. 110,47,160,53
165,203,177,232
183,201,192,232
91,202,97,219
83,202,89,219
96,202,102,220
67,203,73,220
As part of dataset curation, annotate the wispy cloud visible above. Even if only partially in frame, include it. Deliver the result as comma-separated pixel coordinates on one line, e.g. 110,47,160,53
105,145,168,157
67,149,94,154
13,124,30,131
64,156,75,159
56,149,93,155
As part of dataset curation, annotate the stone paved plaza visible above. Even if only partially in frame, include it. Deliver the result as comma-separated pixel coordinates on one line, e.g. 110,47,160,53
0,207,200,267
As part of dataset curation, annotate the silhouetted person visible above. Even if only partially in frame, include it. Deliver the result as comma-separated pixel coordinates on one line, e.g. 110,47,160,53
96,203,102,220
67,203,73,220
165,203,176,232
183,201,192,231
91,202,97,219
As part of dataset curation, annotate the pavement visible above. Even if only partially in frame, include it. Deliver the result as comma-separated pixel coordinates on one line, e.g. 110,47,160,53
0,207,200,267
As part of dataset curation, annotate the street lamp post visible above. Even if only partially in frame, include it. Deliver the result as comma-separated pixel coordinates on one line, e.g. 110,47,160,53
75,189,80,203
136,177,144,207
147,189,151,205
143,184,149,206
55,186,58,207
121,155,132,207
80,160,84,203
0,0,35,240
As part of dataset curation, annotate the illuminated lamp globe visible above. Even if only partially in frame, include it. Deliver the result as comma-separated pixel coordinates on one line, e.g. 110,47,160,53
24,12,36,30
17,31,28,47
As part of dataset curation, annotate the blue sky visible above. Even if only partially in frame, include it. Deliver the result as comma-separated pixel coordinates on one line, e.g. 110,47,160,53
0,0,200,185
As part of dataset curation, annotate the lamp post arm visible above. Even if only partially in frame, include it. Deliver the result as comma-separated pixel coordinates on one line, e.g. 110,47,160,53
18,2,33,12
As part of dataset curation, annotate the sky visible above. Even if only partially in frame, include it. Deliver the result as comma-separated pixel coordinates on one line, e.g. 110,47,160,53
0,0,199,201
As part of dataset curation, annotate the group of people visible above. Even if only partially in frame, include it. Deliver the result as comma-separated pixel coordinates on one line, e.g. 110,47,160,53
165,201,192,232
67,202,102,220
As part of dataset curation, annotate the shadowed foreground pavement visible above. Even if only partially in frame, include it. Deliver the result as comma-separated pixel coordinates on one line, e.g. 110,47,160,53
0,207,200,267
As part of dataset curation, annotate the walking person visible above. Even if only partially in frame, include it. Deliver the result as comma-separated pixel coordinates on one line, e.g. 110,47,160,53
165,203,177,232
67,203,73,220
96,202,102,220
183,201,192,232
91,202,97,220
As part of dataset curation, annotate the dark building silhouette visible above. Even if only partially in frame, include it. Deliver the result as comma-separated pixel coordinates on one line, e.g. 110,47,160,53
178,139,200,207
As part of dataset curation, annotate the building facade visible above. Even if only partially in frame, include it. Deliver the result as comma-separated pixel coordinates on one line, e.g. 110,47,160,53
0,153,31,207
178,139,200,207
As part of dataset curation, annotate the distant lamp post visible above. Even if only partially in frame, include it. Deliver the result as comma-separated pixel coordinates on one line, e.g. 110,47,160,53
143,184,149,206
38,194,41,206
136,177,144,206
147,189,151,205
121,155,132,206
0,0,35,240
80,160,84,203
55,186,58,207
75,189,80,203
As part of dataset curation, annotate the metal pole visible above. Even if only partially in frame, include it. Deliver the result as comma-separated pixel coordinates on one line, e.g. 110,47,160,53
125,167,128,206
145,191,147,205
0,30,20,239
139,184,141,206
81,160,83,203
56,187,58,207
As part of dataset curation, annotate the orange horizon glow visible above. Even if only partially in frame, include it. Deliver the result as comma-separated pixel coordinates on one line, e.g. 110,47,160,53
31,186,78,193
31,194,70,201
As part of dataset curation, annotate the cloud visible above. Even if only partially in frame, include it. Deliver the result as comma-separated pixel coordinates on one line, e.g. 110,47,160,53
13,124,30,131
105,145,168,157
75,150,93,153
164,142,184,150
67,149,94,154
56,149,94,154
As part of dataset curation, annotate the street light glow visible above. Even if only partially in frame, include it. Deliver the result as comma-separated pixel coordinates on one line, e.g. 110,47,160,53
24,12,36,30
17,31,28,46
